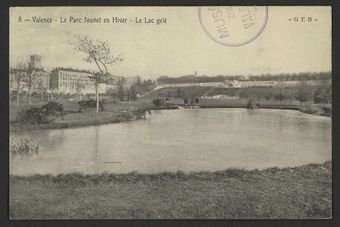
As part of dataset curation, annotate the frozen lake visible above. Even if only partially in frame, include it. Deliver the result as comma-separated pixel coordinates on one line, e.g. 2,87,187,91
10,108,331,176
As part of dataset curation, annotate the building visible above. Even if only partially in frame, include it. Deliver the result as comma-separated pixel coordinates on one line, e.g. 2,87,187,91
30,54,42,69
50,68,105,95
10,54,49,94
9,68,49,93
224,80,242,88
124,76,140,89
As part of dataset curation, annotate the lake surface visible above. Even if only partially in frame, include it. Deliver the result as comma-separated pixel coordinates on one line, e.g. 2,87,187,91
10,108,331,176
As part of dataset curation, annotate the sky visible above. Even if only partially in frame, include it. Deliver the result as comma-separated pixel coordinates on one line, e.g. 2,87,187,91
10,6,331,80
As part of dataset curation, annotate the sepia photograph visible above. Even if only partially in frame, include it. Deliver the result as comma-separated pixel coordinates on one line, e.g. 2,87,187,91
9,6,331,219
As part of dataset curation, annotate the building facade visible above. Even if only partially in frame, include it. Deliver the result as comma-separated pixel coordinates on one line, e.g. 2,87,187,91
10,54,141,96
50,68,106,95
30,54,42,69
9,68,49,93
10,54,50,94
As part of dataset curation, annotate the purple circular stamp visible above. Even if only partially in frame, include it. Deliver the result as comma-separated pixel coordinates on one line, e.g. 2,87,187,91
198,6,268,47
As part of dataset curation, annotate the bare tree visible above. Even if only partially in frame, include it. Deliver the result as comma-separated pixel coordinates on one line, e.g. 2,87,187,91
22,60,42,105
37,80,47,101
13,59,42,105
69,35,123,112
117,76,125,101
129,84,137,101
75,77,85,101
296,81,313,104
12,60,27,107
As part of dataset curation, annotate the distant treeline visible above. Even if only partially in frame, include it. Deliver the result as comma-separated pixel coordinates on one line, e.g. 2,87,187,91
157,72,331,84
247,72,331,81
153,85,331,104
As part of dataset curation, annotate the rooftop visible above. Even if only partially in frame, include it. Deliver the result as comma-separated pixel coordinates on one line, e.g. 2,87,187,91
51,67,95,74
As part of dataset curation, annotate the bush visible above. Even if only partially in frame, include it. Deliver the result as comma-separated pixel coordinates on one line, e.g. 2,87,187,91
132,109,147,119
299,105,319,114
152,98,164,106
322,106,331,117
247,99,259,109
78,99,105,112
313,94,324,104
31,91,40,99
313,88,329,104
16,107,41,124
274,93,285,102
296,85,313,104
299,104,331,117
16,102,64,124
42,102,64,115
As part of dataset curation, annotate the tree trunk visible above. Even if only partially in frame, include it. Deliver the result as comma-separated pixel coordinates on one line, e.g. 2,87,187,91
16,84,20,107
28,84,32,105
95,82,99,113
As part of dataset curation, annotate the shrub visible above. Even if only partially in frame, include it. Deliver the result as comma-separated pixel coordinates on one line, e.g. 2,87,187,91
31,91,40,99
274,93,286,102
313,88,329,104
42,102,64,115
296,84,313,104
78,99,105,112
133,109,149,119
16,107,42,124
247,99,259,109
16,102,64,124
299,105,319,114
322,106,331,117
152,98,164,106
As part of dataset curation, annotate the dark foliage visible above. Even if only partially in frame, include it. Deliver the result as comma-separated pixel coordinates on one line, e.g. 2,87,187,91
157,72,331,84
152,98,164,106
78,99,105,112
296,87,313,103
16,102,64,124
313,87,330,104
247,99,259,109
322,107,332,117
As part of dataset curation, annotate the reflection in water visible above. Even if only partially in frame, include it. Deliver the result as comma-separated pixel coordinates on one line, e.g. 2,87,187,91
95,126,99,160
34,130,66,149
10,109,331,176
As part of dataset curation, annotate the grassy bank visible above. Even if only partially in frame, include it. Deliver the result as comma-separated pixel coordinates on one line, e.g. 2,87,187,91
10,111,135,132
10,162,331,219
9,97,330,132
9,99,178,132
197,98,331,117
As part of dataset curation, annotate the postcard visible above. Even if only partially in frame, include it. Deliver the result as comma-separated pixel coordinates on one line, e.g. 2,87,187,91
9,6,331,219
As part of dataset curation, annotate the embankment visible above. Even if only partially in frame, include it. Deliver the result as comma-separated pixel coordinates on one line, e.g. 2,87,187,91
10,105,179,132
197,98,331,117
10,161,331,219
10,98,330,133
